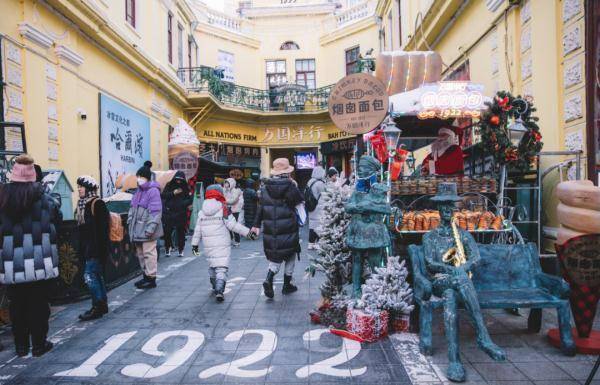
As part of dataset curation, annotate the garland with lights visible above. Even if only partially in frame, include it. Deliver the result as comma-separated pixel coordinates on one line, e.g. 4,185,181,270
478,91,543,173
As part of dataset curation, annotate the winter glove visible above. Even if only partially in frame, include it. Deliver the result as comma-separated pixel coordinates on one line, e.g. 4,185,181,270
192,245,199,255
247,231,258,240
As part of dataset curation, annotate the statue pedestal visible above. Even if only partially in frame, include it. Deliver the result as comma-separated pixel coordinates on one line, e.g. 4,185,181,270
548,328,600,354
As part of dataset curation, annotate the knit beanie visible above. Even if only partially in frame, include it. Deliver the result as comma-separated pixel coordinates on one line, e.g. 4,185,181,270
205,184,224,194
136,165,152,180
77,175,99,191
9,154,36,183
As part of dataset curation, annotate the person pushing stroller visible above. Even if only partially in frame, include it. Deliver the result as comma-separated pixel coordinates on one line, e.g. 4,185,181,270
191,185,256,302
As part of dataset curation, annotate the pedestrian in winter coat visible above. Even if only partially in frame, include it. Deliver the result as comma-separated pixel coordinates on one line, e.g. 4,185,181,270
161,171,192,258
242,178,258,228
76,175,111,321
0,154,59,357
224,178,243,246
307,166,326,249
128,165,163,289
191,184,252,302
251,158,304,299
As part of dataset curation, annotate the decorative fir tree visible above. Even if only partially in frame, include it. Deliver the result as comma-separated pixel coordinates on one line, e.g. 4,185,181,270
356,256,414,317
308,183,353,301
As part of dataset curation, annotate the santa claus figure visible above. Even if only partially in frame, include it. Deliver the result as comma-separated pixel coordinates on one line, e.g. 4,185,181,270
421,127,464,176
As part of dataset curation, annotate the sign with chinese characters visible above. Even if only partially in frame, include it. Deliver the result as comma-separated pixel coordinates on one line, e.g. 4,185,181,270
328,73,389,135
197,121,344,145
417,81,485,120
99,94,150,197
172,152,198,180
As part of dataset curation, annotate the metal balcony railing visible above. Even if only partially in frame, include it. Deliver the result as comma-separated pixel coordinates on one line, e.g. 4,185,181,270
177,66,333,113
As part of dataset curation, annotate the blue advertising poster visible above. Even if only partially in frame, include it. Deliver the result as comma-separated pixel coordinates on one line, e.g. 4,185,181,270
99,93,150,197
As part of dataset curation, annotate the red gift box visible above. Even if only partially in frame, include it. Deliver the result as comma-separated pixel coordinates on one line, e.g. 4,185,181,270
346,307,389,342
389,313,410,333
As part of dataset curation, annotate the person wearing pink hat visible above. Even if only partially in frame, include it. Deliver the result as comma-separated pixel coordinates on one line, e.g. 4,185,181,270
0,154,61,357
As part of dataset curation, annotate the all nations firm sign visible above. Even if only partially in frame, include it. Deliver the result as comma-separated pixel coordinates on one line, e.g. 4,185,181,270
328,73,389,135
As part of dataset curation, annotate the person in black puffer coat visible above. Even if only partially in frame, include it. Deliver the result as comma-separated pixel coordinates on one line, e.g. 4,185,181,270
161,171,192,257
0,154,60,358
242,178,258,228
251,158,304,299
76,175,110,321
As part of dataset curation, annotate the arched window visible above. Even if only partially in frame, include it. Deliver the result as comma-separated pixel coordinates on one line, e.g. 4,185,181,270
280,41,300,50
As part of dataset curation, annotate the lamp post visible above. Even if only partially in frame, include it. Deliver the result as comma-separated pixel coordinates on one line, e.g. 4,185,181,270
508,98,529,146
382,114,401,202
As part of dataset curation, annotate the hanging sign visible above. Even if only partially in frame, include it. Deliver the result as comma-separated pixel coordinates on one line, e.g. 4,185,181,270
417,82,485,120
328,73,389,135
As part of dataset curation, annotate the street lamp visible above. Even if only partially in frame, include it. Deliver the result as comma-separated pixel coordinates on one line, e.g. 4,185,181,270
508,98,529,146
381,114,401,202
382,115,402,153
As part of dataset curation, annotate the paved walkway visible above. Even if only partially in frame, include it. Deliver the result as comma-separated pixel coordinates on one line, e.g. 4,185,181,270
0,233,596,385
0,234,412,385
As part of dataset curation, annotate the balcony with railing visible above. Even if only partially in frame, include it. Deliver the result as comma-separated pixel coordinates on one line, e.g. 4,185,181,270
178,66,333,114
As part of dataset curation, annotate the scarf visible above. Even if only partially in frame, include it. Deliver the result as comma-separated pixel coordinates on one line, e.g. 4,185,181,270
76,190,98,225
205,189,229,216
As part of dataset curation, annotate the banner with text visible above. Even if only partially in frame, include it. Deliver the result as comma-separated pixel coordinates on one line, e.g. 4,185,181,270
99,94,150,197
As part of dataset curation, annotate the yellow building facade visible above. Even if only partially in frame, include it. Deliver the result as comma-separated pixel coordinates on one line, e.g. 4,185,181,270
1,0,382,193
1,0,199,195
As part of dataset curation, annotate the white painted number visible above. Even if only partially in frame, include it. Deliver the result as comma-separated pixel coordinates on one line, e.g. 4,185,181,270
54,328,367,380
295,328,366,378
121,330,205,378
199,329,277,379
54,331,137,377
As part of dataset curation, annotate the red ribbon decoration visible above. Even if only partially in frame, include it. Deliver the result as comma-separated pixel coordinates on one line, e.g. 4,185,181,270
369,130,388,163
391,148,409,181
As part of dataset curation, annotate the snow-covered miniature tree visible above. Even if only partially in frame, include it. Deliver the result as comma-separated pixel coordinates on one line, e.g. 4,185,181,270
357,256,414,316
307,183,353,301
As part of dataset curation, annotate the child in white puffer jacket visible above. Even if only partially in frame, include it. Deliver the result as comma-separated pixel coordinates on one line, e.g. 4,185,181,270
191,184,253,302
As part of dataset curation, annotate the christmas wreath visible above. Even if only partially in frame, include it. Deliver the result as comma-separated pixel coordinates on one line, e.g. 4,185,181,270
478,91,543,173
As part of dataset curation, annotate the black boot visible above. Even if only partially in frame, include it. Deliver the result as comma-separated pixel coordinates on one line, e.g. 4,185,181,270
282,274,298,294
32,341,53,357
263,270,275,299
134,274,148,288
210,277,216,294
79,305,105,321
215,279,226,302
98,300,109,315
138,276,157,289
15,344,28,357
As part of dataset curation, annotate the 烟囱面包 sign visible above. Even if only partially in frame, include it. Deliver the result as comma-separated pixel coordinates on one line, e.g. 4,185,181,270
99,94,150,197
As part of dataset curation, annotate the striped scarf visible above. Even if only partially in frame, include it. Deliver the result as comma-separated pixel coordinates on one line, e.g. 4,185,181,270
76,190,98,225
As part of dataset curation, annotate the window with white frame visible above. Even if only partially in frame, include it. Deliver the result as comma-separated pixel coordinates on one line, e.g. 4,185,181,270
218,50,235,82
125,0,136,28
296,59,315,89
266,60,286,89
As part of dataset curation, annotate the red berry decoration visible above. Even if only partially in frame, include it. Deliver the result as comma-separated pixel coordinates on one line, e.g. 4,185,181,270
489,115,500,125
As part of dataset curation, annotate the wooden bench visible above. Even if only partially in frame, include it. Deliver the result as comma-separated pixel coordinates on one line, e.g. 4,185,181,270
409,242,576,356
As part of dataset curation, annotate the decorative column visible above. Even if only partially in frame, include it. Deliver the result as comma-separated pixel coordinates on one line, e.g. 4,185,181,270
561,0,586,180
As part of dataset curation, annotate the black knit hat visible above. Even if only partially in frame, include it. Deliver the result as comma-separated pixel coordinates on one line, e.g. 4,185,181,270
136,166,152,180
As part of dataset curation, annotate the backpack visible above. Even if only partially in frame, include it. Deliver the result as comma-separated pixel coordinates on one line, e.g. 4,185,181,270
303,180,319,212
91,198,124,242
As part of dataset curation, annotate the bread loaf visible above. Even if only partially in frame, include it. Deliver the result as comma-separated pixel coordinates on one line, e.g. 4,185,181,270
556,202,600,233
556,180,600,211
